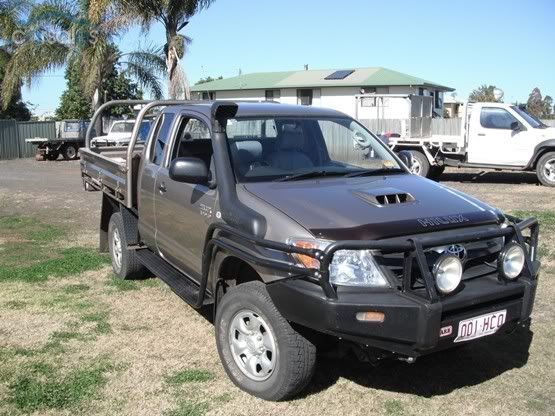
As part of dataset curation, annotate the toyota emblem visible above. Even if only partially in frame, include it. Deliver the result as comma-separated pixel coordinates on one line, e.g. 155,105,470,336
446,244,467,260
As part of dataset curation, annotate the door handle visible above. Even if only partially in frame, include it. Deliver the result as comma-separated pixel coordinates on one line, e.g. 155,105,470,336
477,133,486,137
158,183,167,194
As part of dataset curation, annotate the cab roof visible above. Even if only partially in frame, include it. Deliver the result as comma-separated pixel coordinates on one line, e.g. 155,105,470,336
162,101,348,119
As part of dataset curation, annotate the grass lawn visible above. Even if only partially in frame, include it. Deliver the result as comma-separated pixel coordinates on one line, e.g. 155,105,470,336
0,211,553,416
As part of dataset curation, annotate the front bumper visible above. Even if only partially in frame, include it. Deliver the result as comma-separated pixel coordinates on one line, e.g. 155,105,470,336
267,271,538,357
207,217,539,357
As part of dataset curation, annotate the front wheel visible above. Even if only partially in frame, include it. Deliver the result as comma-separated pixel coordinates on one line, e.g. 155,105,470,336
536,152,555,187
409,150,430,177
215,281,316,401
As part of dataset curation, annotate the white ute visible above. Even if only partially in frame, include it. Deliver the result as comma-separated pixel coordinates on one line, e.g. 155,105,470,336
91,119,152,147
389,101,555,186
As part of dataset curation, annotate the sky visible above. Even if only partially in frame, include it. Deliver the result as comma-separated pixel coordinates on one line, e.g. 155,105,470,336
23,0,555,116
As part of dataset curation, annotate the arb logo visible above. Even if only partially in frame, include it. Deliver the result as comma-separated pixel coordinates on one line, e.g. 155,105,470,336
440,325,453,337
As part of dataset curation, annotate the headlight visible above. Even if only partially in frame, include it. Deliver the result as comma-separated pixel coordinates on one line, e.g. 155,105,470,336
288,238,390,288
433,254,462,294
329,249,389,287
498,243,525,280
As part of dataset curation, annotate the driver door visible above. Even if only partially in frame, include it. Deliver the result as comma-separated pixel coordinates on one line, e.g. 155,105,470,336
467,107,528,166
154,114,216,277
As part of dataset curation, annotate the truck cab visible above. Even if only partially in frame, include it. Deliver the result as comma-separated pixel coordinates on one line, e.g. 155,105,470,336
91,119,153,147
389,100,555,186
465,102,555,167
79,100,540,401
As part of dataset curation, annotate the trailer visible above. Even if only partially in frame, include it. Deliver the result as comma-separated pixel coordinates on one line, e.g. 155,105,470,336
26,119,89,161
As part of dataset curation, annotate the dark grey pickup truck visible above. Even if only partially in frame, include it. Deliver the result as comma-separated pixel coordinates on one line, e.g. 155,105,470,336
80,100,540,401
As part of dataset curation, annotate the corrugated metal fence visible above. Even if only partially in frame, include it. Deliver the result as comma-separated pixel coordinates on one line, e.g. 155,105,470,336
0,120,56,160
0,120,20,160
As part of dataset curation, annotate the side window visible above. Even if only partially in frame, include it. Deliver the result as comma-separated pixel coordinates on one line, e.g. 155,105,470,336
480,108,517,130
170,117,213,169
151,113,175,165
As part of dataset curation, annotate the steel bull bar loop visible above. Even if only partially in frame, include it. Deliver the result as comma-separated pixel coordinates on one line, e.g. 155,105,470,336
200,218,538,305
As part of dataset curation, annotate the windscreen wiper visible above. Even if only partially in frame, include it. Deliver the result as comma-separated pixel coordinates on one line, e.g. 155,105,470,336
344,168,406,178
274,170,346,182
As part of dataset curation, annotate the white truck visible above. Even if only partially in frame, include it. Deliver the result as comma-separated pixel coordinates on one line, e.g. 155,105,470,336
388,101,555,186
90,119,152,147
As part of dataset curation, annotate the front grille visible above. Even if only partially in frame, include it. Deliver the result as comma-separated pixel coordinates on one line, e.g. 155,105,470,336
377,237,504,288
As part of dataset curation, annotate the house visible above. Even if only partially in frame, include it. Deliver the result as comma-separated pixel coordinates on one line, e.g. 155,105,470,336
443,94,465,118
191,67,455,119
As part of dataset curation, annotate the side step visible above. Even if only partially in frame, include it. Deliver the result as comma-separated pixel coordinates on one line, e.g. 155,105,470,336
135,249,213,307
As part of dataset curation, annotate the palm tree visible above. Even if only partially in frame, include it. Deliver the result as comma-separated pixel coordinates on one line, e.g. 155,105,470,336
111,0,215,100
1,0,165,113
0,0,34,107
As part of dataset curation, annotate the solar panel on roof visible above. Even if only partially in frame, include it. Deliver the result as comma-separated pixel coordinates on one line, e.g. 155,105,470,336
324,70,355,80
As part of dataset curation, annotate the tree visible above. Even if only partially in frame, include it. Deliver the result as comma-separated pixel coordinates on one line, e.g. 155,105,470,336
0,0,32,120
469,85,501,102
195,75,222,85
55,59,92,119
113,0,215,99
526,87,543,118
56,53,145,120
542,95,553,119
1,0,165,119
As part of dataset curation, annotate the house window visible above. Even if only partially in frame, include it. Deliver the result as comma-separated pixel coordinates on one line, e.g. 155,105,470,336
265,89,280,101
435,90,442,109
418,87,424,96
297,89,313,106
201,92,215,100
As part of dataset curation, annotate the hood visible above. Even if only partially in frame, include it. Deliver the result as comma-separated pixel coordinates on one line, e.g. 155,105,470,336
244,174,500,240
541,127,555,138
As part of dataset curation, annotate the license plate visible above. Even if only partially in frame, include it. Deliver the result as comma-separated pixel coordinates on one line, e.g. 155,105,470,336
454,310,507,343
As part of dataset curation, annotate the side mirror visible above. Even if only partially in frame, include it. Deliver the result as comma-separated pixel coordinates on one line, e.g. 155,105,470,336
169,157,209,185
397,150,414,170
511,121,520,131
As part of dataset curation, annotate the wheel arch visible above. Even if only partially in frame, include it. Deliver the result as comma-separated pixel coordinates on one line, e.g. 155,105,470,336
394,144,436,165
528,140,555,169
213,252,264,288
100,196,139,252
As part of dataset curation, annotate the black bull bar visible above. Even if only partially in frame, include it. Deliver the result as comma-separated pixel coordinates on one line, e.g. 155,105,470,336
203,216,539,303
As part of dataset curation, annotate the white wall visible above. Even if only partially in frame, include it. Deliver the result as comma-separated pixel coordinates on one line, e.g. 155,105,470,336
202,85,446,119
214,89,266,101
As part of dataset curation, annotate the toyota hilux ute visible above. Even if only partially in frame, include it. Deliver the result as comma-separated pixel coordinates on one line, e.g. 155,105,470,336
80,100,540,401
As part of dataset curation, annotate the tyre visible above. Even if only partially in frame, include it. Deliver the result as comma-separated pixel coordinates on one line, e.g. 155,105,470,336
536,151,555,187
428,165,445,180
108,212,148,279
409,151,430,177
62,144,78,160
215,281,316,401
46,151,59,161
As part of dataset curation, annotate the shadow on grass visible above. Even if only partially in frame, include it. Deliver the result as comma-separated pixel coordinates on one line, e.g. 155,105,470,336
440,170,539,185
302,327,533,398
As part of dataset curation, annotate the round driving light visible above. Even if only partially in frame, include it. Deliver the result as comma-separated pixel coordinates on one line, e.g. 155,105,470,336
433,255,463,294
499,243,525,280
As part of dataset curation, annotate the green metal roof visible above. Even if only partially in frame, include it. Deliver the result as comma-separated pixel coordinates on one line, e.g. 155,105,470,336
191,67,454,92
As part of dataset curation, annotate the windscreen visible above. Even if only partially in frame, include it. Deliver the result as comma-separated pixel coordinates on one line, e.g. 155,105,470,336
511,106,547,129
111,122,135,133
225,117,403,182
